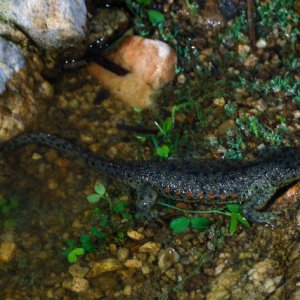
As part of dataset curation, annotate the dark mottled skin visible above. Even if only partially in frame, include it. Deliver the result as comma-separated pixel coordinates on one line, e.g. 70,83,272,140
3,133,300,224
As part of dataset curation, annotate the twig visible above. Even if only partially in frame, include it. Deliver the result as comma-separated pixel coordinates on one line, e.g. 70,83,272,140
247,0,256,50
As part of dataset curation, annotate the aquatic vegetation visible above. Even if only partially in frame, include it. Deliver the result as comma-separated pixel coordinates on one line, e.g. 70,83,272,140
0,196,18,229
170,217,211,234
224,115,288,159
236,115,288,146
224,130,246,160
125,0,165,36
87,182,106,204
87,183,132,219
63,183,132,263
158,201,250,234
233,74,300,104
184,0,199,16
221,12,248,42
63,240,85,264
256,0,300,45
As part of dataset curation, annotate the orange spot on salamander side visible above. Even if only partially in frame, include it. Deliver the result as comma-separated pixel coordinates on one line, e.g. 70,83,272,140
175,189,181,196
198,192,204,200
164,187,171,193
208,192,215,199
187,191,193,198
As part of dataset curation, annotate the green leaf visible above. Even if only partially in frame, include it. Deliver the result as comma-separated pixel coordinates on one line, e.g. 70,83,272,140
67,252,77,264
0,198,6,207
9,197,18,209
118,231,125,240
4,219,16,228
237,214,251,228
99,213,108,227
71,248,85,256
92,207,101,216
87,193,101,203
162,118,173,133
170,217,190,233
190,217,211,231
79,235,94,251
91,226,106,239
137,0,152,5
80,234,90,244
226,204,241,213
94,184,105,196
66,239,75,248
147,9,165,26
113,201,126,213
2,206,11,214
229,214,238,233
156,145,170,158
122,212,133,220
135,135,147,142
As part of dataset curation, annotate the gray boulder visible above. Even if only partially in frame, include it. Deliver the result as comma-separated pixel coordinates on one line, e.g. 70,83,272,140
0,0,87,50
0,37,25,94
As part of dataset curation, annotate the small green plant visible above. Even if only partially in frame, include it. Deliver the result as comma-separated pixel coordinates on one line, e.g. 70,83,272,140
221,12,248,42
63,183,132,263
233,74,300,104
0,196,18,229
226,204,250,233
224,104,237,118
87,183,132,220
87,183,106,204
136,101,193,158
158,201,250,234
62,240,85,264
224,129,246,160
224,114,288,159
236,114,288,146
125,0,165,36
185,0,199,16
256,0,300,45
170,217,211,233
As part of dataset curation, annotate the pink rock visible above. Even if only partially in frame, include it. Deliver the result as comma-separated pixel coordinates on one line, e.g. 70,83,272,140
87,35,177,108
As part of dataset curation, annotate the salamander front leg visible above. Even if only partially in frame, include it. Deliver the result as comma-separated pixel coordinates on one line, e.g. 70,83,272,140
136,184,158,219
241,181,278,225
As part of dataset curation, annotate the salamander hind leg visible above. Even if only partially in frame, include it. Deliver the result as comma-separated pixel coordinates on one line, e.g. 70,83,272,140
241,181,278,225
136,184,158,220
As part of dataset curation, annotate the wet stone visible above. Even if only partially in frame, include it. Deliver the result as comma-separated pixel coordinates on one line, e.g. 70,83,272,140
63,277,89,294
127,230,144,240
68,264,89,278
124,258,142,269
138,242,161,254
117,247,129,262
158,247,180,271
123,284,132,297
216,119,236,136
88,258,122,278
0,241,17,262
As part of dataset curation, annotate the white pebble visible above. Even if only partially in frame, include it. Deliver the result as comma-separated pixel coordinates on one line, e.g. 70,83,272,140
256,39,267,49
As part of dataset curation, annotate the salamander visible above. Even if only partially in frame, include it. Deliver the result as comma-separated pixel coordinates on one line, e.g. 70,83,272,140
2,133,300,224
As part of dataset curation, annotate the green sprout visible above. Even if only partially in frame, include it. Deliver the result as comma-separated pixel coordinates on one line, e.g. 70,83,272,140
158,201,250,234
125,0,165,35
0,196,18,229
185,0,199,16
62,240,85,264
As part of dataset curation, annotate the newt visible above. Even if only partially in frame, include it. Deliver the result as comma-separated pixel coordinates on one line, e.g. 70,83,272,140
2,133,300,224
